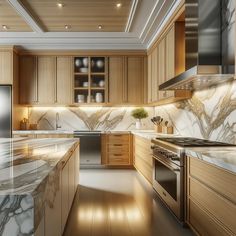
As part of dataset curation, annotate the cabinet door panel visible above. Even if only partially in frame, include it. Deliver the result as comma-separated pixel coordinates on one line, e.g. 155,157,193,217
45,172,61,236
68,154,75,209
158,38,166,100
19,56,37,104
151,47,158,102
0,51,12,84
108,57,124,104
38,56,56,104
61,162,69,233
147,54,152,103
127,57,144,104
165,25,175,98
56,57,72,104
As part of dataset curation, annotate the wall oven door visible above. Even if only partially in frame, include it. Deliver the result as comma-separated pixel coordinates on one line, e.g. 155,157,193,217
153,154,183,221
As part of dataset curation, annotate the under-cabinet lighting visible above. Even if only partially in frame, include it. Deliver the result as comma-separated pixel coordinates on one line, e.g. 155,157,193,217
98,25,102,29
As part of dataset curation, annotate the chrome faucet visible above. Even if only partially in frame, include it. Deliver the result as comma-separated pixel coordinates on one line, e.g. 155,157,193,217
56,112,62,130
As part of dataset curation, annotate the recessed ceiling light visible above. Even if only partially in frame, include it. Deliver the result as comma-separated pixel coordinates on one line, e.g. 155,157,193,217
57,2,64,8
98,25,102,29
2,25,8,30
116,3,122,8
65,25,71,30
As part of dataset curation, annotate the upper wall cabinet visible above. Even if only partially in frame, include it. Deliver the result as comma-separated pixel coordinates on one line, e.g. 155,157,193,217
73,56,108,104
108,56,145,104
19,55,73,105
37,56,56,104
56,57,73,105
108,57,125,104
148,22,191,105
0,50,13,84
19,56,38,104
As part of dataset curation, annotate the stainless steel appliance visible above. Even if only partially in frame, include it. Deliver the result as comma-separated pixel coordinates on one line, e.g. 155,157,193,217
0,85,12,138
151,137,235,223
74,131,101,168
159,0,235,91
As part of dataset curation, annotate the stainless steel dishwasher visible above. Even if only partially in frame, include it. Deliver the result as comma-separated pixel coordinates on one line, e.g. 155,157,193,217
74,131,101,168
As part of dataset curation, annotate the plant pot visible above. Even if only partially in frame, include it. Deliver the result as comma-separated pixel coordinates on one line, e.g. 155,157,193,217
135,119,142,129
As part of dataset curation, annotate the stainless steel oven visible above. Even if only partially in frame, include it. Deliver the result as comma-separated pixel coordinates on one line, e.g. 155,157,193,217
151,137,236,223
152,150,184,221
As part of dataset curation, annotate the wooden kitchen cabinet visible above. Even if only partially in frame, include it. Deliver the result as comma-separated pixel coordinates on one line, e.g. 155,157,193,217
108,56,144,104
61,157,69,233
186,156,236,236
56,57,73,104
19,56,38,104
127,57,144,104
0,49,14,84
37,56,56,104
101,133,132,166
45,172,62,236
108,57,125,104
147,22,191,105
68,152,75,209
133,135,153,184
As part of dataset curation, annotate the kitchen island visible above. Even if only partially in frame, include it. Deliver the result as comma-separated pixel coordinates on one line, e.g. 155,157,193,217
0,138,80,236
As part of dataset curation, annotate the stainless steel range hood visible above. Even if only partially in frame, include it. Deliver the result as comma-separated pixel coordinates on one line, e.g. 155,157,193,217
159,0,235,91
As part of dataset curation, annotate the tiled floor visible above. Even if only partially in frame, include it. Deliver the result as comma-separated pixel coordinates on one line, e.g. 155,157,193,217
63,169,194,236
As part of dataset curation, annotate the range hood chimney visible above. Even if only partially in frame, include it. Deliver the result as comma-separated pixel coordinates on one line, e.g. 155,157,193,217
159,0,235,91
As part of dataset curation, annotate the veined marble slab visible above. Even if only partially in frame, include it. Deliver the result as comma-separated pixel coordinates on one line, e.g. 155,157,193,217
0,138,79,236
186,147,236,174
13,130,74,135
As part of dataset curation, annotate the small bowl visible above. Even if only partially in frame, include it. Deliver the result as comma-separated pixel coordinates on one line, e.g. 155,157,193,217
80,67,88,73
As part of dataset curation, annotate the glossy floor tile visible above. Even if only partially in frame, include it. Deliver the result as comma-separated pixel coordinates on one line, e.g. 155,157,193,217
63,169,194,236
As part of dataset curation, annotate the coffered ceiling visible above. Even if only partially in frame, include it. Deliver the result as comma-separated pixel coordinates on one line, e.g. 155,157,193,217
0,0,183,50
19,0,132,32
0,0,31,31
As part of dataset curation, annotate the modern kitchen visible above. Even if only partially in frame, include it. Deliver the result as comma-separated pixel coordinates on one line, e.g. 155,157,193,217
0,0,235,235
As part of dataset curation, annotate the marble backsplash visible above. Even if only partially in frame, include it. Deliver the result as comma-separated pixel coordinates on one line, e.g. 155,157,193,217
155,80,236,144
28,107,154,131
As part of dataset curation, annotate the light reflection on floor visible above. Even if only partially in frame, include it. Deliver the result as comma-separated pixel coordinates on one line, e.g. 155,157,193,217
63,169,194,236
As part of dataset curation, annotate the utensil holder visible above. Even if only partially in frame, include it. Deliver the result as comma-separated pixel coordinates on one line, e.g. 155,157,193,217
167,126,173,134
156,125,162,133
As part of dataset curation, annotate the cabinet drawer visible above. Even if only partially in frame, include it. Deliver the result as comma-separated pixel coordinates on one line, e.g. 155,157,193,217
189,157,236,204
189,177,236,234
107,143,129,153
107,153,130,165
188,199,231,236
107,134,130,144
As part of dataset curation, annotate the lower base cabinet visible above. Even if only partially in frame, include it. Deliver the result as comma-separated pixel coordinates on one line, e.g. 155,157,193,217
101,133,133,166
35,144,80,236
187,156,236,236
133,135,153,184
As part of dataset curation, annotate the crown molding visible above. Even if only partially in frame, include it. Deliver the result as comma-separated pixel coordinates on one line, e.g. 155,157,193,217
0,0,183,50
125,0,139,32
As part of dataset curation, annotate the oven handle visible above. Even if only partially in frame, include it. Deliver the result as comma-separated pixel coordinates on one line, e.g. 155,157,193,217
153,155,180,172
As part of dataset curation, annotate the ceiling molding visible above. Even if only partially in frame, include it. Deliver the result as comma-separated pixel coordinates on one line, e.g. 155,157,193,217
139,0,166,42
146,0,182,49
6,0,44,33
125,0,139,32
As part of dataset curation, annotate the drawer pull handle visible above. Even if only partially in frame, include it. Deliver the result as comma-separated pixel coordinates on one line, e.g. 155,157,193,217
113,144,123,146
162,191,166,197
114,154,123,156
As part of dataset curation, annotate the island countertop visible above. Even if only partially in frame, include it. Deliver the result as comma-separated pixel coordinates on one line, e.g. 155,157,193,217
0,138,79,235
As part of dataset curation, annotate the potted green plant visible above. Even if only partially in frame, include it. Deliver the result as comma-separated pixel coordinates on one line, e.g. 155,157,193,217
131,108,148,129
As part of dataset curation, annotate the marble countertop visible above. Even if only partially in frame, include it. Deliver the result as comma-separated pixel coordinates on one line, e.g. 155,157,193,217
0,138,79,195
13,130,74,135
186,147,236,174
